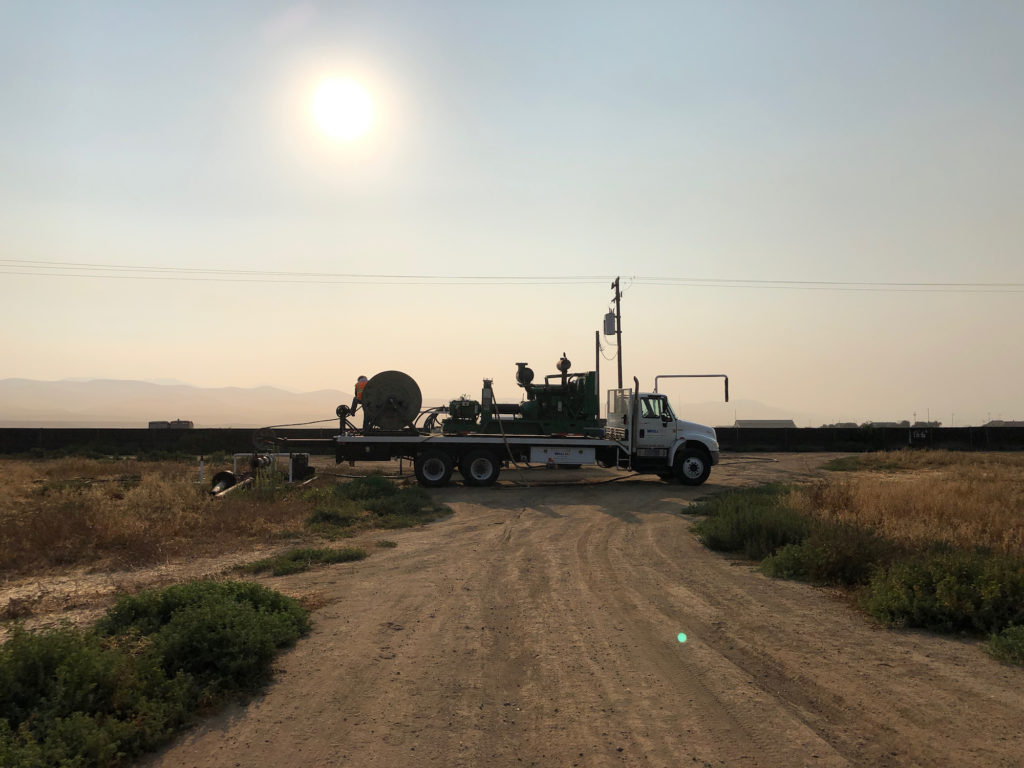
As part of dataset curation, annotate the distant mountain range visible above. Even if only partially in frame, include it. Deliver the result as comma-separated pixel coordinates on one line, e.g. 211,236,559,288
0,379,352,428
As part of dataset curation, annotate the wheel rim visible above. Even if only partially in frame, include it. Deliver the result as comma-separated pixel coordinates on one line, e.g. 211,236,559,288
681,457,705,479
421,457,447,482
468,457,494,481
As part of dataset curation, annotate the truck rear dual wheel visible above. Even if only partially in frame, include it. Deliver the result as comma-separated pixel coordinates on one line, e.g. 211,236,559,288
414,449,454,487
673,448,711,486
459,449,501,486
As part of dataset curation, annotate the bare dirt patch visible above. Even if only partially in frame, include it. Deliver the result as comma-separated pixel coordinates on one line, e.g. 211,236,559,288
109,452,1023,768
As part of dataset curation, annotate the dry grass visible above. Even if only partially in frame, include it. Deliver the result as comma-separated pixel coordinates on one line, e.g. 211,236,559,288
0,457,310,575
789,451,1024,556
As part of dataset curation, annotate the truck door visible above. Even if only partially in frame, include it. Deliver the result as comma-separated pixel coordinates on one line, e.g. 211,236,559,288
635,394,676,462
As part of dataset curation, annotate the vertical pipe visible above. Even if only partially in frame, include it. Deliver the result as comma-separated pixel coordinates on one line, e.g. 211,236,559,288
595,330,600,416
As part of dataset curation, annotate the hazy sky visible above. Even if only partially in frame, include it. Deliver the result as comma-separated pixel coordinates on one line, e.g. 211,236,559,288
1,1,1022,427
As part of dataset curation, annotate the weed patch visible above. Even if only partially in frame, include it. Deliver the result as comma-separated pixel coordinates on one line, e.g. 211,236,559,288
303,476,449,535
986,625,1024,665
0,581,307,768
859,550,1024,634
695,459,1024,664
307,500,364,532
0,461,449,577
762,522,898,586
822,454,907,472
691,485,810,559
238,547,368,577
0,459,310,575
333,474,398,501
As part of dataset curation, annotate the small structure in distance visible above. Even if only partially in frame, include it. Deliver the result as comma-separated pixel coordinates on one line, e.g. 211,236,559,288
148,420,194,430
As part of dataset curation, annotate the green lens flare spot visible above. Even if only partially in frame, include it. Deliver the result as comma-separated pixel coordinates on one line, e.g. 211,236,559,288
677,632,687,643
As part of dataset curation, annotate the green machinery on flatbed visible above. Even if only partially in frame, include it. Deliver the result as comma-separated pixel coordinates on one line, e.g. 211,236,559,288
323,354,725,488
443,357,602,436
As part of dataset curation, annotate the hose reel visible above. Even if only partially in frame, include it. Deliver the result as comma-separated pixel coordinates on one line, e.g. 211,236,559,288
361,370,422,431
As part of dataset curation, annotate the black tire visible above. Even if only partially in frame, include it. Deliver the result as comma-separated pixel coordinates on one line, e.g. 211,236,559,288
414,449,454,487
673,448,711,486
458,449,501,486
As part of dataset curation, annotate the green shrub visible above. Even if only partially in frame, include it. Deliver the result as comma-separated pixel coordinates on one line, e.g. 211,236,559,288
986,625,1024,665
303,477,448,534
860,549,1024,634
98,580,307,638
692,485,810,560
2,631,178,766
149,597,302,696
307,501,363,528
334,474,398,501
239,547,367,576
365,486,433,516
0,624,184,741
376,540,398,548
762,522,896,586
0,581,308,768
690,483,788,518
248,470,288,501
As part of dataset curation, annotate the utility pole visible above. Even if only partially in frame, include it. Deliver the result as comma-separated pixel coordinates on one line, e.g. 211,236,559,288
611,276,623,389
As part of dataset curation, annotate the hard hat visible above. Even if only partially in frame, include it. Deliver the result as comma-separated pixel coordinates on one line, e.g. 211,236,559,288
357,375,368,382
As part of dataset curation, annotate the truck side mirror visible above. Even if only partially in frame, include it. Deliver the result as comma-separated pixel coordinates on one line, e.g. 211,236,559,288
661,413,671,424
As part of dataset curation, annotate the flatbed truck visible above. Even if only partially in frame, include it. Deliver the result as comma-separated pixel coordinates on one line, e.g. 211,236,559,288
333,364,725,488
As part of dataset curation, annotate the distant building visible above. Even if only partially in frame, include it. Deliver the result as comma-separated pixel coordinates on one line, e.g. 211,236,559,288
820,422,859,429
861,421,910,428
984,420,1024,428
734,419,797,428
149,419,194,429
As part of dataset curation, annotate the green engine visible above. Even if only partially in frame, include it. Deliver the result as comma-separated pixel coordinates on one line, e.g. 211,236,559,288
442,356,603,436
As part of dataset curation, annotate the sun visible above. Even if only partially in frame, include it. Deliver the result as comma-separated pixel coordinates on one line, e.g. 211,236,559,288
311,78,373,141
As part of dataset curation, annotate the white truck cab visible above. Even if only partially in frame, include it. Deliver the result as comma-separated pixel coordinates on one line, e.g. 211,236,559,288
606,383,722,485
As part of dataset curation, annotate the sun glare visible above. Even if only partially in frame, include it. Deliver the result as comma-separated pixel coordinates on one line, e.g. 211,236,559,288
311,78,373,141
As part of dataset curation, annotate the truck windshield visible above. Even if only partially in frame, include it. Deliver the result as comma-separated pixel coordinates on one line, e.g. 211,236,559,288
640,395,673,420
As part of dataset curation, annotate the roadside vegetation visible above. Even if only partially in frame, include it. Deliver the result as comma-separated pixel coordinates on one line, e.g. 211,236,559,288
304,474,450,536
692,451,1024,664
0,580,308,768
0,459,447,577
238,547,368,577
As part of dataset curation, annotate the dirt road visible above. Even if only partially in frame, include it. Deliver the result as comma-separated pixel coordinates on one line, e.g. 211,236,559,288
146,455,1023,768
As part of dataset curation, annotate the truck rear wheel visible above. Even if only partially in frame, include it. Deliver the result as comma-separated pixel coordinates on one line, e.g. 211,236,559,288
414,449,454,487
459,449,501,486
673,448,711,486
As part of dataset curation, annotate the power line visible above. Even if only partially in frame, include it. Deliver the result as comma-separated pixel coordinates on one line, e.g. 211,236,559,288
633,276,1024,288
2,259,1023,292
0,259,608,282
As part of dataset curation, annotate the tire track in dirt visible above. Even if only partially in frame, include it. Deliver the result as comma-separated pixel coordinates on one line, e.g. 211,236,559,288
626,500,1022,767
567,500,847,767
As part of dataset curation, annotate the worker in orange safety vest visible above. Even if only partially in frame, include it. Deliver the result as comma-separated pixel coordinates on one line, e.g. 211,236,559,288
351,375,368,413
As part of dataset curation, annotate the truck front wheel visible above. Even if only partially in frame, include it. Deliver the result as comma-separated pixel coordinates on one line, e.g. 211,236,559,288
673,448,711,486
415,449,454,487
459,449,501,486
